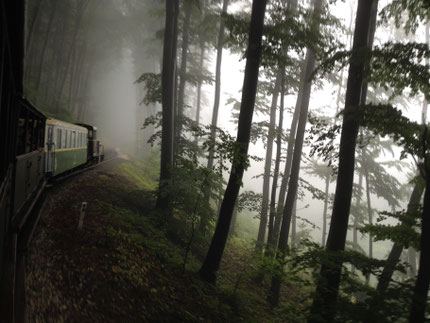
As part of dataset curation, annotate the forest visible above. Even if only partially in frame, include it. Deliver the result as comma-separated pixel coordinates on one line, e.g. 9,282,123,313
2,0,430,321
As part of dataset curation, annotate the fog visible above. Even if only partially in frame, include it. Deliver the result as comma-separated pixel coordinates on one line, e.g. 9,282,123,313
24,0,428,284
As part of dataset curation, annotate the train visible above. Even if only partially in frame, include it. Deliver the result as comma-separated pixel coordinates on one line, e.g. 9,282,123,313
1,1,104,319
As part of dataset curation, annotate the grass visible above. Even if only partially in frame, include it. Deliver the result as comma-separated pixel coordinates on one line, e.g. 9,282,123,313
42,153,313,322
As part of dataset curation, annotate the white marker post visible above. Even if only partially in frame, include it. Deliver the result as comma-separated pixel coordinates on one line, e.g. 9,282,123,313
78,202,87,230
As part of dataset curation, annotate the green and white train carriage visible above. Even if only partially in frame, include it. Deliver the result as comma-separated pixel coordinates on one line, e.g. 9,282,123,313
44,118,88,176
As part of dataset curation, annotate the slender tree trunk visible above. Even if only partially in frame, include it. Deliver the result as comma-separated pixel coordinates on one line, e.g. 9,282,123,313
269,65,303,250
409,173,430,322
156,0,179,215
199,0,268,284
269,0,323,307
364,165,373,259
322,174,330,247
308,2,378,321
256,69,282,252
353,173,363,252
195,44,205,129
422,23,429,125
55,0,90,109
175,0,193,158
206,0,229,172
408,248,417,278
267,70,285,248
230,201,238,236
291,198,297,249
34,0,58,98
24,0,43,62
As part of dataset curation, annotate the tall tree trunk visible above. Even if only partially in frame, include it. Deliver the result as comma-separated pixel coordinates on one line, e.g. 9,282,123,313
55,0,90,109
408,247,417,278
351,172,363,275
308,1,377,321
375,179,423,291
291,198,297,249
255,69,282,252
230,201,238,236
322,174,330,247
199,0,268,284
269,0,323,307
24,0,43,62
34,0,58,98
353,173,363,252
269,66,303,251
206,0,229,172
267,70,285,248
364,164,373,258
364,164,373,285
195,44,205,129
156,0,179,215
409,172,430,322
422,23,429,125
175,0,193,158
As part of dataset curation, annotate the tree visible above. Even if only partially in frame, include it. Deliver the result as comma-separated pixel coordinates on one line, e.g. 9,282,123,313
308,1,377,321
156,0,179,216
256,69,281,252
269,0,323,307
199,0,268,284
206,0,229,174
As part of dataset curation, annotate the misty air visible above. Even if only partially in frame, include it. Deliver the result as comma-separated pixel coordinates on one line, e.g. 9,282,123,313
1,0,430,322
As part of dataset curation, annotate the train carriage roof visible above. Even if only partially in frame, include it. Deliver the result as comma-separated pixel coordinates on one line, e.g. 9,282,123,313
75,123,97,131
46,118,88,132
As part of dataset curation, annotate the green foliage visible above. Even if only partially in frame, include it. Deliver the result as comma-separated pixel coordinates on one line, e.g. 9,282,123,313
380,0,430,34
316,42,430,100
237,191,262,214
135,72,162,105
360,208,422,249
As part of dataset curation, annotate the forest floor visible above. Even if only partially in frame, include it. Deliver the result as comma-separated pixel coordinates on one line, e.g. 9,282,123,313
25,152,308,322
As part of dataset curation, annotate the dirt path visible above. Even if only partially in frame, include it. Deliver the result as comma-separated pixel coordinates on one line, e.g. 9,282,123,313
25,158,152,322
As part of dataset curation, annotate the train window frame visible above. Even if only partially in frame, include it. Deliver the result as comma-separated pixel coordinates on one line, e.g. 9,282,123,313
57,128,62,149
61,129,66,148
68,130,72,148
72,131,76,148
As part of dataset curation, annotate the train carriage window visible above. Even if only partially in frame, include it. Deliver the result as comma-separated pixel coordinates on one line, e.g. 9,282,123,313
64,130,68,148
57,129,62,149
72,131,76,148
61,129,66,148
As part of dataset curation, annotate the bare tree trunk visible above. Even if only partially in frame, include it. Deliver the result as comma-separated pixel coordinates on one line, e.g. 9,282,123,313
291,198,297,249
269,66,303,250
267,70,285,248
34,0,58,98
422,23,429,125
364,165,373,258
322,174,330,247
206,0,229,172
175,0,193,158
195,44,205,128
351,172,363,275
256,69,281,252
309,1,378,321
55,0,90,110
269,0,323,307
199,0,268,284
409,173,430,322
24,0,43,62
156,0,179,215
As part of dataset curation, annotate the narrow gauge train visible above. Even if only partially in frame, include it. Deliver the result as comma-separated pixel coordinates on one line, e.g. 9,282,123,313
1,0,104,318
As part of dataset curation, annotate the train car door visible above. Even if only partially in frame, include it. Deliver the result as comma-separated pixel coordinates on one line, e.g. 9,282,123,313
46,126,55,174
